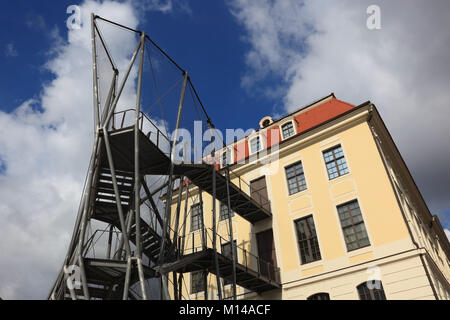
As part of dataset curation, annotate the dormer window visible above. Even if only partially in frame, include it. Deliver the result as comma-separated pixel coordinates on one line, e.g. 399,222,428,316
250,136,262,154
262,119,271,128
259,116,274,129
281,121,295,140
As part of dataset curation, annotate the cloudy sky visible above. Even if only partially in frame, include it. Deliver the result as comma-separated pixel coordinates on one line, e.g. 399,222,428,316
0,0,449,299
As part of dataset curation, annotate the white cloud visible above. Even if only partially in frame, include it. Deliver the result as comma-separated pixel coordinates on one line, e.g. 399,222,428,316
26,14,46,30
229,0,450,222
4,43,18,57
0,0,168,300
138,0,173,13
135,0,192,17
445,229,450,242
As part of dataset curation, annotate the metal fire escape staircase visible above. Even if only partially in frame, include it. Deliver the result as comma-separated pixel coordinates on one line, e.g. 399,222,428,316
102,124,272,223
49,15,281,300
92,162,171,264
58,138,160,300
101,122,280,294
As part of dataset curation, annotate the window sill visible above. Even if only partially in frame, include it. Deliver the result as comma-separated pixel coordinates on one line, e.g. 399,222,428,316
299,259,323,270
189,291,205,299
281,134,295,141
328,172,350,182
287,188,309,198
190,228,203,235
249,149,262,157
347,244,372,257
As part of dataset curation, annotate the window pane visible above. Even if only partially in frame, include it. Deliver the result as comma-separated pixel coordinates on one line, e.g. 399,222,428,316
251,137,261,153
337,200,370,251
323,145,349,180
222,149,232,166
357,283,371,300
282,122,295,139
191,271,205,294
190,204,203,231
357,281,386,300
295,216,321,264
285,161,307,195
219,202,234,221
307,293,330,300
333,146,344,158
221,241,237,261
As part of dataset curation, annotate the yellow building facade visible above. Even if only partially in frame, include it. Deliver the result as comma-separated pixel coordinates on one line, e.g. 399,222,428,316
168,94,450,300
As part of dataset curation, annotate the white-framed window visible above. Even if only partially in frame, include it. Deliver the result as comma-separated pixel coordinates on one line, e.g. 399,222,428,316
249,136,262,154
221,147,234,167
219,202,235,221
281,120,296,140
337,200,370,251
285,161,307,195
323,145,349,180
190,203,203,232
294,215,321,264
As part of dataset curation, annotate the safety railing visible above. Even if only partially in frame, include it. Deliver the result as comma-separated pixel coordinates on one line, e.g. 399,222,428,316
110,109,271,214
83,229,126,261
111,109,171,156
177,227,280,284
223,169,271,213
202,157,271,213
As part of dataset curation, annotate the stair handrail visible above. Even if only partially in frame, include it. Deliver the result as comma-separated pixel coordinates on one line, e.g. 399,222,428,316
111,108,171,156
219,167,271,212
177,227,280,284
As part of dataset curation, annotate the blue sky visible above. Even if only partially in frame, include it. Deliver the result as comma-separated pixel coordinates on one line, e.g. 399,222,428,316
4,0,450,220
0,0,449,299
0,0,283,131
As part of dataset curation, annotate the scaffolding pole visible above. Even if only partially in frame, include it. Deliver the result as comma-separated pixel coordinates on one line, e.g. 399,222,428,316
158,71,189,300
212,156,222,300
177,179,190,299
134,32,147,300
225,167,237,299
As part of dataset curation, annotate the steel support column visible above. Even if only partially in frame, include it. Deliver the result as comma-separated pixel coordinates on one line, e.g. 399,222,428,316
157,71,189,300
225,167,237,299
212,156,222,300
134,32,147,300
103,38,142,128
91,13,100,129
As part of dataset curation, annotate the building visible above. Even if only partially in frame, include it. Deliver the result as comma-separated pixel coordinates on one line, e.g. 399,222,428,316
167,93,450,300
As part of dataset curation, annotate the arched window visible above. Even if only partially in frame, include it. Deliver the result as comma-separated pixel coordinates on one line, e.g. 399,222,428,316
357,281,386,300
307,292,330,300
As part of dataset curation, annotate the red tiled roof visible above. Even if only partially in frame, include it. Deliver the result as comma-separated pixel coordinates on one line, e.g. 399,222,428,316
294,98,355,135
231,96,356,162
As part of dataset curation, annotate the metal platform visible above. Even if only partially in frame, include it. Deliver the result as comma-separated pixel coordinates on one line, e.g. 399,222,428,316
100,127,171,175
65,258,156,300
175,163,272,223
159,248,281,293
